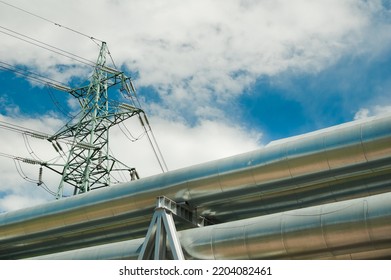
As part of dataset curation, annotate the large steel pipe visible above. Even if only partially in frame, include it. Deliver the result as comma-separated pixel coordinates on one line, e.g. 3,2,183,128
1,115,391,259
28,192,391,260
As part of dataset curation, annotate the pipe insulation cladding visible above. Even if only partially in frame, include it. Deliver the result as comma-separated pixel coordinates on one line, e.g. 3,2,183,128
0,114,391,259
28,191,391,260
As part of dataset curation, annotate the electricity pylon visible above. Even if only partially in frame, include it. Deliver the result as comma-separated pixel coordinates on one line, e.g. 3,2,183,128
50,42,146,199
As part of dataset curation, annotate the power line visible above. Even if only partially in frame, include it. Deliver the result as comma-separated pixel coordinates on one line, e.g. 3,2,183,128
118,122,146,142
0,26,97,68
0,120,51,139
10,154,58,196
13,159,38,184
0,60,70,90
106,45,118,70
138,114,169,173
0,141,67,196
0,0,103,44
119,77,169,173
0,25,122,90
0,119,89,155
46,86,75,119
0,121,72,175
108,148,127,182
22,133,43,162
40,182,57,196
118,74,169,172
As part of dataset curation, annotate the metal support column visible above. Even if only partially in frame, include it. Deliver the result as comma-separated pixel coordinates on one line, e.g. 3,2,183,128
138,196,203,260
138,208,184,260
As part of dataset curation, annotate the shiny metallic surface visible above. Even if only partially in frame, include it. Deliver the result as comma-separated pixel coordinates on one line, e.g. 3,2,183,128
0,114,391,259
183,191,391,259
29,192,391,260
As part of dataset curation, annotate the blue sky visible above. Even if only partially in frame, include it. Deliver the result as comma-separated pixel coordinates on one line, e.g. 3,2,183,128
0,0,391,211
241,47,391,141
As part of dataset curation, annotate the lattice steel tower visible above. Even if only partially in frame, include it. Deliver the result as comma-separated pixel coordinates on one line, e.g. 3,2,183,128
50,42,154,199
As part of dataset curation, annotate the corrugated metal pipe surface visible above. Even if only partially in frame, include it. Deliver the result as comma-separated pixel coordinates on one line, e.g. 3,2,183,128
0,114,391,259
28,192,391,260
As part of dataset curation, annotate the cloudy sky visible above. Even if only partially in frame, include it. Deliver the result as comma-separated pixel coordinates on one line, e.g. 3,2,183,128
0,0,390,212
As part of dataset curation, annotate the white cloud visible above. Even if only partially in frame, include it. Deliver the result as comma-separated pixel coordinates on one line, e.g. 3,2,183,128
354,105,391,120
354,108,370,120
117,0,381,120
141,117,261,172
1,0,389,122
1,0,391,211
0,193,49,212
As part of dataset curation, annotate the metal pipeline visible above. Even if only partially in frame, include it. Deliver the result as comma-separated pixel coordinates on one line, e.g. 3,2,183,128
1,114,391,259
28,191,391,260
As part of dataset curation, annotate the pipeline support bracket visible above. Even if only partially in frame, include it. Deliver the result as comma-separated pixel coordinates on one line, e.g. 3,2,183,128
138,196,201,260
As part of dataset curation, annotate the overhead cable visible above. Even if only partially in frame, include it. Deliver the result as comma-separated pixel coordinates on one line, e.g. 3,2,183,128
40,182,57,196
0,120,82,155
22,133,43,162
0,0,103,44
0,26,96,68
46,86,75,119
0,151,64,196
138,114,168,173
13,159,38,184
0,60,69,90
0,120,50,139
118,122,146,142
142,113,169,172
106,45,118,70
120,75,169,172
